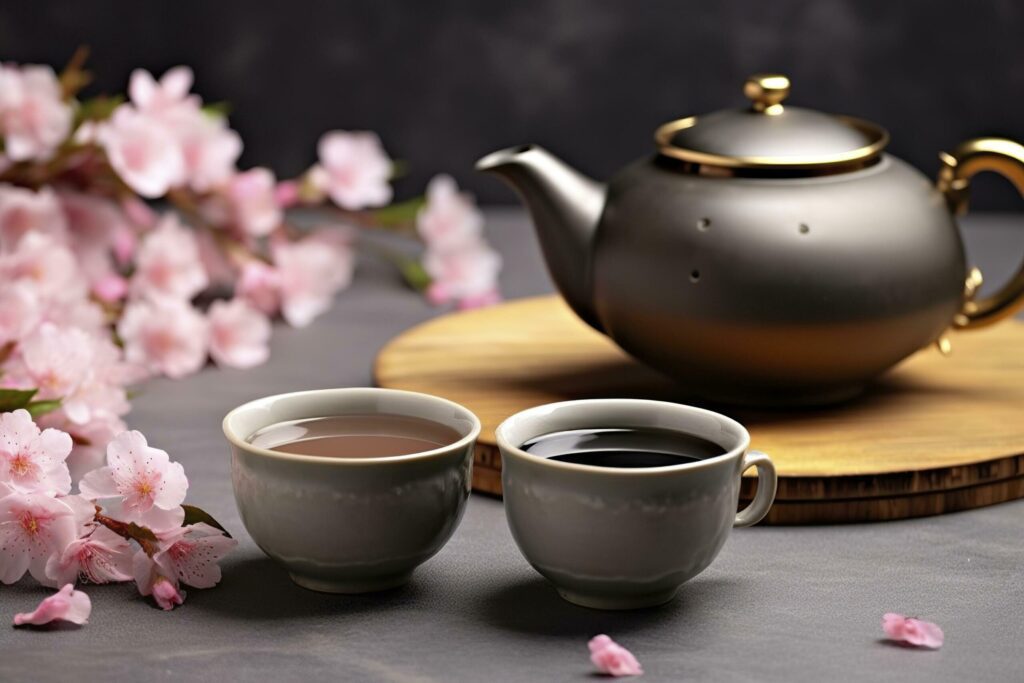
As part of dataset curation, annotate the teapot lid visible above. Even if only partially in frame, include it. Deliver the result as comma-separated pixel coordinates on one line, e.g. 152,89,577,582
655,74,889,171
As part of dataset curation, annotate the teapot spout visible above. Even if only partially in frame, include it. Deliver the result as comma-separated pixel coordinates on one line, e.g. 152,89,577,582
476,145,605,329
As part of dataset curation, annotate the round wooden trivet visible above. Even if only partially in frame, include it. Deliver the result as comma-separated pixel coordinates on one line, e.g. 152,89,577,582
374,296,1024,524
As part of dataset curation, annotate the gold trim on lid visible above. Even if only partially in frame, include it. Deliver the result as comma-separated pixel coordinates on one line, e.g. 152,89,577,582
655,114,890,170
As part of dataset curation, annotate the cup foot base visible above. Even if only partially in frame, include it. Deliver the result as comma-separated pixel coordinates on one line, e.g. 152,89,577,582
289,571,413,594
556,587,678,610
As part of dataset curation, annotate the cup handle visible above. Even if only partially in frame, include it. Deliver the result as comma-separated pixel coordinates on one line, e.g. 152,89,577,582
734,449,777,528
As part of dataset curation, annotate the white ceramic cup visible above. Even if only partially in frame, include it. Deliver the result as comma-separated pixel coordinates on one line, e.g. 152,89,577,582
496,398,776,610
223,388,480,594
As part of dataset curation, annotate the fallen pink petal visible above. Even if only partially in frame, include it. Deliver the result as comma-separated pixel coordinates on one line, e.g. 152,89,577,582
882,613,944,649
12,584,91,627
589,634,644,677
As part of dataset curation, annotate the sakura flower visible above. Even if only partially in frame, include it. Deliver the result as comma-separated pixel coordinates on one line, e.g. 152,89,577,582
423,240,502,306
37,412,126,486
310,131,393,210
98,105,185,198
13,323,92,410
92,273,129,303
132,549,184,609
177,113,242,193
12,584,91,627
236,261,282,316
272,230,354,327
0,64,72,163
274,180,301,208
207,299,271,369
417,174,485,250
152,576,185,610
0,232,84,300
120,196,156,230
155,522,236,589
882,613,944,649
130,214,208,302
0,491,78,585
79,430,188,532
128,66,198,117
588,635,643,677
45,526,133,586
0,184,68,250
225,167,281,237
59,191,131,286
118,298,209,379
0,409,72,496
0,282,40,345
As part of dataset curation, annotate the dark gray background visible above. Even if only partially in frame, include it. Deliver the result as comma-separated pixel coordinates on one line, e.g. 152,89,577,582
2,0,1023,207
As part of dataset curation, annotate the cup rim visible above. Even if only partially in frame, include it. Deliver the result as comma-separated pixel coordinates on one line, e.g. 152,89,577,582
222,387,481,466
495,398,750,476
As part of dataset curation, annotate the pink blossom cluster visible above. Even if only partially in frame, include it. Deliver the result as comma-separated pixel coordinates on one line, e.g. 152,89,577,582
1,410,235,619
417,175,502,308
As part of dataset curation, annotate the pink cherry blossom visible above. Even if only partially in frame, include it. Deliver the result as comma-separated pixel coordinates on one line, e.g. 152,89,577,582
417,174,485,250
92,273,129,303
310,131,393,210
118,298,209,378
274,180,301,208
132,550,185,610
37,412,126,487
236,261,282,316
225,168,282,237
128,66,197,117
45,526,134,586
0,491,78,585
79,430,188,532
12,583,91,626
155,522,237,589
0,64,72,163
882,613,944,649
98,104,186,198
272,229,354,327
0,232,84,300
177,113,242,193
588,635,643,677
0,184,68,250
58,191,131,286
207,299,271,369
0,409,72,497
423,240,502,305
130,214,208,302
120,196,157,230
0,282,40,345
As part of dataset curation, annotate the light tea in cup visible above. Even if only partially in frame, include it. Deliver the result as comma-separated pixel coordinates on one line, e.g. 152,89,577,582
223,388,480,594
248,414,461,458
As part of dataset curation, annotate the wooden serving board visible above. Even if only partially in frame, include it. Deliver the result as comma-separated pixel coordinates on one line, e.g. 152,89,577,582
374,296,1024,524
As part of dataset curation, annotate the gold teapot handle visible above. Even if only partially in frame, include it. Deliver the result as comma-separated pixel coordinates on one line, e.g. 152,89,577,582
938,137,1024,329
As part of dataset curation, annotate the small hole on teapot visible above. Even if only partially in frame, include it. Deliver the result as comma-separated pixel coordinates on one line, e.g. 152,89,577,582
690,270,701,283
799,223,810,234
697,218,711,231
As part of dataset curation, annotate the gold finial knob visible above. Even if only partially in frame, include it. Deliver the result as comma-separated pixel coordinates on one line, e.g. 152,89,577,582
744,73,790,115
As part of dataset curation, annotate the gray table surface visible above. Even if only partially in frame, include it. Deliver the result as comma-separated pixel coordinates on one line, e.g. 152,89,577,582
1,209,1022,682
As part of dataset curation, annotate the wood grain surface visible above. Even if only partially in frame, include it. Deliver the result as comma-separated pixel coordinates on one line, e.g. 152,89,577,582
374,296,1024,524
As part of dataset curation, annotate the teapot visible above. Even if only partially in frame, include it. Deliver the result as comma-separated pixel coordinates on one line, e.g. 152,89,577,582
476,74,1024,405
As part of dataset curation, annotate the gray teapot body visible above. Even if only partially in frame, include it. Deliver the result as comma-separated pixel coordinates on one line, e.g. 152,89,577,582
591,155,964,403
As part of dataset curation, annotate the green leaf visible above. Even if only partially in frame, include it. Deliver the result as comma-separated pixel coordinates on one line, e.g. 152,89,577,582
26,399,63,418
370,195,425,227
398,259,432,292
0,388,37,413
75,94,124,123
201,101,232,119
390,159,409,179
182,504,233,538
